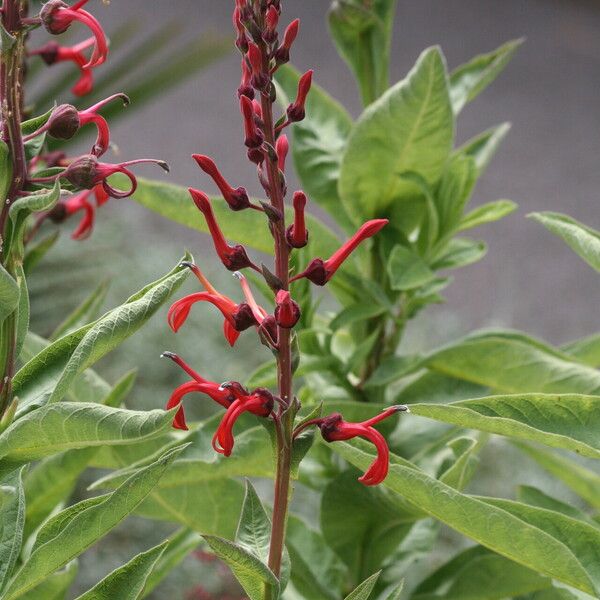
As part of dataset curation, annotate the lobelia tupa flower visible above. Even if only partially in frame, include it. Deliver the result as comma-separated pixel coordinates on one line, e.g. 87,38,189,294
162,0,405,584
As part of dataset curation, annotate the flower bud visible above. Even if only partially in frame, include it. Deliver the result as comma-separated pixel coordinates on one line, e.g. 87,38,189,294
274,290,300,328
47,104,81,140
287,70,313,123
63,154,98,189
274,18,299,64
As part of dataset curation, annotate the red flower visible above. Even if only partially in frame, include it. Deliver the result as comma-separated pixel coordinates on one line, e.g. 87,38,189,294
240,95,264,149
286,70,312,123
274,18,299,64
237,57,254,99
189,188,258,271
290,219,388,286
48,184,109,239
294,406,408,485
192,155,250,211
286,191,308,248
276,135,289,172
161,352,236,430
274,290,300,329
168,263,258,346
29,38,96,96
40,0,108,68
29,94,128,157
56,154,169,198
213,387,274,456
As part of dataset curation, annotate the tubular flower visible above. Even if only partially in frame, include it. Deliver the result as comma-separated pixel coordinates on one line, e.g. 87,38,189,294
240,95,264,149
294,406,408,485
189,188,257,271
40,0,108,68
276,135,289,172
286,70,312,123
168,263,257,346
286,191,308,248
161,352,236,430
274,18,299,64
48,184,109,240
59,154,169,199
237,57,254,99
192,155,250,211
247,42,268,90
213,387,274,456
32,94,128,157
274,290,300,329
29,38,96,96
291,219,389,285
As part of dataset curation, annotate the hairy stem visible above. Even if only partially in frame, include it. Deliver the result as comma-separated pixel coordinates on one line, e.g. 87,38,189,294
0,0,26,417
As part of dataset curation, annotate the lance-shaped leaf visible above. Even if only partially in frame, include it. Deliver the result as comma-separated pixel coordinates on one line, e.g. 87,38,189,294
456,122,511,174
344,571,381,600
74,541,167,600
0,403,176,464
426,330,600,394
514,442,600,510
411,394,600,459
12,255,189,415
18,561,78,600
411,545,550,600
0,263,19,326
339,47,454,222
2,445,185,600
0,468,26,592
563,332,600,368
517,486,597,527
276,65,354,231
529,212,600,272
450,39,523,113
460,200,517,231
331,439,600,596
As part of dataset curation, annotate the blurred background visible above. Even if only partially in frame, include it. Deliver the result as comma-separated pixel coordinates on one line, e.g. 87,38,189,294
24,1,600,598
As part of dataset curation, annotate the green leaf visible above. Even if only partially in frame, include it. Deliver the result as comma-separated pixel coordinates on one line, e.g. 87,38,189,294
457,122,511,174
563,333,600,368
363,354,424,389
517,486,597,526
411,546,550,600
332,440,600,595
514,442,600,510
339,47,454,222
529,211,600,272
344,571,381,600
449,39,523,113
102,369,137,408
0,403,175,464
330,303,387,332
460,200,518,231
23,231,60,274
411,394,600,459
50,280,109,341
12,255,189,414
3,445,185,600
74,541,167,600
328,0,397,105
202,535,279,600
0,140,13,203
426,330,600,394
142,529,201,597
20,107,54,136
18,561,78,600
387,245,435,291
0,264,20,325
132,178,341,262
236,480,272,567
0,468,26,591
286,514,346,600
385,581,404,600
431,238,487,271
275,65,354,231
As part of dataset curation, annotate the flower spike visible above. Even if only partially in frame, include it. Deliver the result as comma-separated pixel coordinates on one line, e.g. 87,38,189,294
293,406,408,485
189,188,258,271
212,388,274,456
161,352,236,430
291,219,388,285
192,155,250,211
40,0,108,68
286,70,312,123
286,191,308,248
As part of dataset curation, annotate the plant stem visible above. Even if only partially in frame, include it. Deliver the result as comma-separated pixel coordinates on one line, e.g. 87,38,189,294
0,0,26,417
258,37,294,598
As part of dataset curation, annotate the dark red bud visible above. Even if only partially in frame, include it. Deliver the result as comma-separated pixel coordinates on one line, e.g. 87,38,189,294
63,154,98,189
232,303,259,331
287,70,313,123
240,96,264,148
258,315,279,348
47,104,81,140
274,18,299,64
286,190,309,248
40,0,70,34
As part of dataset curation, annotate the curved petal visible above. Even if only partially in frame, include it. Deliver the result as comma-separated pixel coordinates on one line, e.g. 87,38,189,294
212,399,247,456
223,319,240,346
